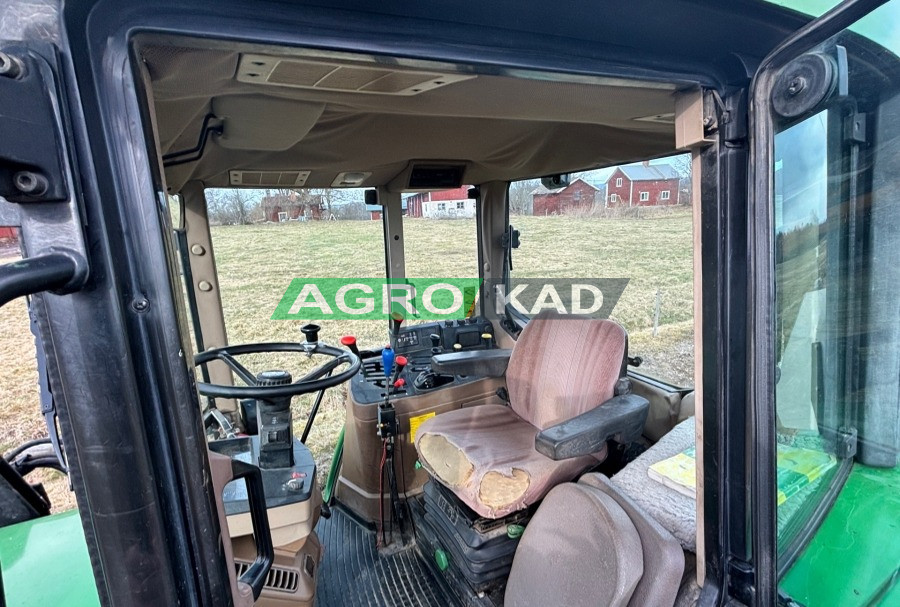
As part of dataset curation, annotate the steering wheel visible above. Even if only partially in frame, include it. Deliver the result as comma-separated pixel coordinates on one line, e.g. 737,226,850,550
194,325,361,400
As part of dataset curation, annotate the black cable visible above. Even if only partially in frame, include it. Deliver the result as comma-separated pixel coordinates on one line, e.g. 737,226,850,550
396,438,417,539
378,440,387,547
4,437,51,461
12,455,67,477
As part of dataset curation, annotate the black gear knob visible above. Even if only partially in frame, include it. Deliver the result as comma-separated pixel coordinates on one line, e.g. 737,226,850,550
389,312,404,337
300,323,320,343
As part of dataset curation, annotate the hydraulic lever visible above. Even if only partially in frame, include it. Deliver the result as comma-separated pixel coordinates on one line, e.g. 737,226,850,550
376,355,410,546
389,311,404,348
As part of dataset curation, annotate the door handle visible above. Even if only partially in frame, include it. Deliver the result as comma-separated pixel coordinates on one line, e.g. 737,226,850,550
229,459,274,600
0,251,84,308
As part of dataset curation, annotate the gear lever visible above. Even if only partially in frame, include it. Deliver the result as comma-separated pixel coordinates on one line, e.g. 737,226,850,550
389,311,404,348
389,355,407,387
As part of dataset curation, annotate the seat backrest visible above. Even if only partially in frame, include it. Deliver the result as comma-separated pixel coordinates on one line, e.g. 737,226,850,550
505,482,643,607
579,473,685,607
506,310,627,430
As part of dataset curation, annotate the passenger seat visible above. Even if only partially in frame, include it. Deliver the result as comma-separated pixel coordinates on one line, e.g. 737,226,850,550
505,474,685,607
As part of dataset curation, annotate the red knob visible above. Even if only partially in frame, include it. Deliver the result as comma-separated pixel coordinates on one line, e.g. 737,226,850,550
340,335,360,355
393,378,406,388
396,355,408,367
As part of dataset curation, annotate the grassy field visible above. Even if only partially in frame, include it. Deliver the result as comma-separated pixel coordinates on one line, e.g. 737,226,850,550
1,208,693,512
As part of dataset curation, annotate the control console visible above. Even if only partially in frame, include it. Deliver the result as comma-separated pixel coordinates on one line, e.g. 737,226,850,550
350,316,496,404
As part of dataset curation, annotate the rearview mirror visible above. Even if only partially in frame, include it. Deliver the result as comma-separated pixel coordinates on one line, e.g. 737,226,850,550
541,174,570,189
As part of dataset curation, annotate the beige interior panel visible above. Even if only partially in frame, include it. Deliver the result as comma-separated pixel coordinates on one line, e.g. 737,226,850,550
336,376,506,522
182,180,236,414
137,41,681,191
212,95,324,151
226,484,321,548
208,452,255,607
631,378,686,443
232,532,322,607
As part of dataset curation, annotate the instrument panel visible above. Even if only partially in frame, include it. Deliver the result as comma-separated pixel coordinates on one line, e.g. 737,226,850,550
350,317,495,404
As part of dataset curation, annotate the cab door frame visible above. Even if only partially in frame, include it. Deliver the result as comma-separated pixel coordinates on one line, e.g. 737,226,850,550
747,1,890,604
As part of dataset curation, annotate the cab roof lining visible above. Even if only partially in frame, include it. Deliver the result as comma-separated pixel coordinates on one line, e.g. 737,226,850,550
142,44,687,190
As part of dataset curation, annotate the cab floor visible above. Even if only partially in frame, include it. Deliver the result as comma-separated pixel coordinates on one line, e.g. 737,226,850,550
315,507,461,607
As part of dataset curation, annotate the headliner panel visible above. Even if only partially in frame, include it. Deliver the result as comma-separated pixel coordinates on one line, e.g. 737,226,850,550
142,43,684,190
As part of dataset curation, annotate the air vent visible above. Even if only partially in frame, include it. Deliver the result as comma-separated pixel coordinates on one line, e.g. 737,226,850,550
632,112,676,124
237,54,475,96
235,561,300,593
229,170,310,187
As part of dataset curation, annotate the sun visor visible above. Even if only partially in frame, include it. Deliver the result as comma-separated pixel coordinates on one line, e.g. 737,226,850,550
212,95,324,151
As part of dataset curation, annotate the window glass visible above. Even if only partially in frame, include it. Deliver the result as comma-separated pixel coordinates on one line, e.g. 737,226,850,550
205,187,386,465
403,187,478,280
773,2,900,601
507,156,693,387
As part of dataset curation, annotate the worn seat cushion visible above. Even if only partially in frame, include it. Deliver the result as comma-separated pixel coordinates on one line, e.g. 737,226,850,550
415,404,601,519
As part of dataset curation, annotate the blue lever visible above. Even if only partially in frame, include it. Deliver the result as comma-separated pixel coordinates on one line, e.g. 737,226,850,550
382,346,395,378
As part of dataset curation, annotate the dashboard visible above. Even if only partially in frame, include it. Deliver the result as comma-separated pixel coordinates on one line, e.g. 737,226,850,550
349,316,495,405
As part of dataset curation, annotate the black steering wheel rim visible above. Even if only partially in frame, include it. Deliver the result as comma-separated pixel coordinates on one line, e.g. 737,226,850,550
194,341,360,399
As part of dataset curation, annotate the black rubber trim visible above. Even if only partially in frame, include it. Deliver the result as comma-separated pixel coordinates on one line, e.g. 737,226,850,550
430,349,512,377
535,393,650,460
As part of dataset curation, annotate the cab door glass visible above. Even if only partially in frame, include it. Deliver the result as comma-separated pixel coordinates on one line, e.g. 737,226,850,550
771,1,900,602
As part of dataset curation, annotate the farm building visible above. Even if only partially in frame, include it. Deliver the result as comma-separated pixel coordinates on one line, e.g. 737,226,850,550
531,178,604,215
366,199,408,220
0,226,17,240
404,186,474,219
605,161,679,207
261,190,324,221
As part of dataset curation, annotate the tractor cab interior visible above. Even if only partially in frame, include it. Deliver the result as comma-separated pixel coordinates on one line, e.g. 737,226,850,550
8,2,899,606
135,38,703,607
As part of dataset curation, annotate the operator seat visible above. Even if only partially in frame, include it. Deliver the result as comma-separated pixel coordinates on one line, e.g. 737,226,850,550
414,310,637,519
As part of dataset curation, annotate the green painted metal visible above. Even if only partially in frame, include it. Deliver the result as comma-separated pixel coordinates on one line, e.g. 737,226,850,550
0,510,100,607
506,524,525,539
322,426,345,504
780,464,900,606
434,548,449,572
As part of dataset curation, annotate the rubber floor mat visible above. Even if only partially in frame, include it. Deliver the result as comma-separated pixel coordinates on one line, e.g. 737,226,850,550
315,508,460,607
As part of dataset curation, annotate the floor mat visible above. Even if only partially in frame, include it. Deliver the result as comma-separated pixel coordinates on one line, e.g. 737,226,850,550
315,508,460,607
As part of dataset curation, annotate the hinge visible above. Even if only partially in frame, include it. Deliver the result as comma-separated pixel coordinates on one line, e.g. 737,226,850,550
845,112,867,144
836,426,857,459
726,558,755,606
0,47,69,203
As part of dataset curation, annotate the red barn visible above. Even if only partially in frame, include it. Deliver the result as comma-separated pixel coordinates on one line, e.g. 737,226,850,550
0,227,17,240
531,178,602,215
262,190,324,221
405,186,471,218
605,161,679,207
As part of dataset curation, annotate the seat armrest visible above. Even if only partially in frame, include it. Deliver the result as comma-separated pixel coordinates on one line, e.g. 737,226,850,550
535,394,650,461
430,349,513,377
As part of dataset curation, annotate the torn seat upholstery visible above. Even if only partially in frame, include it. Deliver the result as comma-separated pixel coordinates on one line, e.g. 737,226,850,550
415,311,628,519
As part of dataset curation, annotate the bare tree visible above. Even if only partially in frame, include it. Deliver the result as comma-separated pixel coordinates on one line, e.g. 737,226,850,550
669,153,693,205
205,188,261,225
509,179,539,215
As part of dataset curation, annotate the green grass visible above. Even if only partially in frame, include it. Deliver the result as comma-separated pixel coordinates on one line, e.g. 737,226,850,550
1,209,694,512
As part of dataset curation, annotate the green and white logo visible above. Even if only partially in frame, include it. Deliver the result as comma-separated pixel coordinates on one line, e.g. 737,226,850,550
272,278,629,320
272,278,482,320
